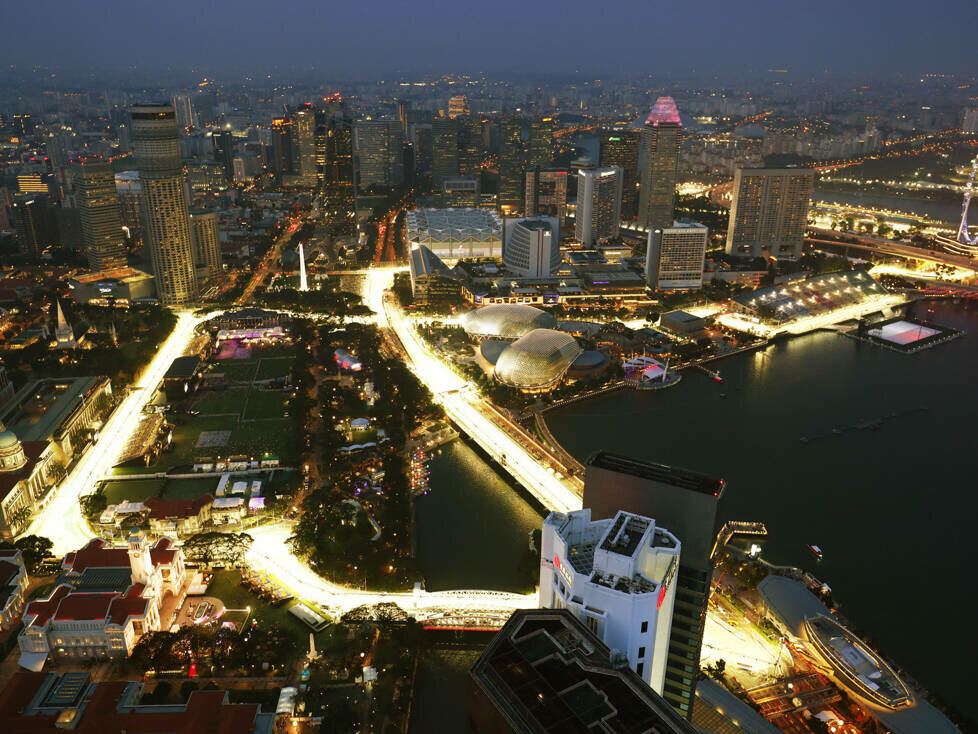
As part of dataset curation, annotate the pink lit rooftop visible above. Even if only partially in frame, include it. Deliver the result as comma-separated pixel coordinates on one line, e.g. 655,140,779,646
646,96,681,126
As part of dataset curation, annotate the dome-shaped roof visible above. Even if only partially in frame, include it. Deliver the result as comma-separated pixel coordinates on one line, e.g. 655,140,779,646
459,304,558,340
0,428,20,451
494,329,582,390
479,339,509,366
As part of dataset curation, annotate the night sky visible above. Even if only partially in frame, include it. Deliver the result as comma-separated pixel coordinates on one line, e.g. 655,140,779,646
1,0,976,76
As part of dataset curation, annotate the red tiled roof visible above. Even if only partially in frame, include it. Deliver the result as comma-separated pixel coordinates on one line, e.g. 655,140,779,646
149,537,177,567
107,585,149,627
24,585,71,628
52,592,115,622
0,673,265,733
0,560,21,588
144,494,213,520
64,539,130,574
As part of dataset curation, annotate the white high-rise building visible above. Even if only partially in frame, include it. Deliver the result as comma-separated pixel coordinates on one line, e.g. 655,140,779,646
503,217,560,278
576,166,622,247
646,221,708,291
540,508,681,695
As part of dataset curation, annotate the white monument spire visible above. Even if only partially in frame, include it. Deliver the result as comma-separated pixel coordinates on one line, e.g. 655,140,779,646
298,242,309,292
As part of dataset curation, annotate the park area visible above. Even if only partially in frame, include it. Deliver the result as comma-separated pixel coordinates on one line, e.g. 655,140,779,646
99,476,222,504
114,347,296,476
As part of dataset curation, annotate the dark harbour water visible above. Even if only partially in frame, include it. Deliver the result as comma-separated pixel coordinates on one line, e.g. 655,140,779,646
543,300,978,719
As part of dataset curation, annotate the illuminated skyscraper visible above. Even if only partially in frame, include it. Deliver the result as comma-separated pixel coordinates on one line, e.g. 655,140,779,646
638,97,682,229
576,166,622,246
354,120,404,189
725,167,814,259
524,167,568,225
291,104,317,187
72,158,127,271
447,94,470,119
324,115,356,237
498,117,524,213
270,117,293,181
130,103,198,306
527,117,554,168
645,221,708,291
601,129,641,220
431,118,459,188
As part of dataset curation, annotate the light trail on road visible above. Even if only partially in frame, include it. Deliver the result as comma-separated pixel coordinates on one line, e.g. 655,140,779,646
27,311,205,554
363,269,582,514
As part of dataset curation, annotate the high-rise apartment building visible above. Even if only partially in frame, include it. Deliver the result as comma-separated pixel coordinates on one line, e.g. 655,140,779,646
540,509,682,694
324,116,356,237
72,158,127,271
503,217,560,278
213,130,235,181
583,451,725,719
354,120,404,189
270,117,293,181
638,97,683,229
601,129,641,220
447,94,470,119
291,104,317,187
576,166,622,247
498,117,524,213
189,209,222,281
725,167,814,259
646,221,708,291
524,167,569,224
130,104,198,306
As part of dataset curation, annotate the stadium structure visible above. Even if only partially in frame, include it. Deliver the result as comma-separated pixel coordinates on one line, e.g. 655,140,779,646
459,303,558,340
405,208,503,261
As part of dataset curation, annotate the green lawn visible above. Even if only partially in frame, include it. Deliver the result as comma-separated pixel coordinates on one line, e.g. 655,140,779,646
255,357,294,381
162,476,221,499
243,389,289,420
206,360,258,383
102,478,166,504
193,391,249,415
229,419,291,462
206,571,329,647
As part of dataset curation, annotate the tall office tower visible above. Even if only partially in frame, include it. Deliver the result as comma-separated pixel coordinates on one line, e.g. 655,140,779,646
646,221,708,291
964,107,978,134
270,117,293,181
583,452,725,719
213,130,235,181
314,109,329,190
576,166,622,247
447,94,470,119
540,509,682,694
456,117,483,178
638,97,682,230
291,104,317,187
189,209,222,281
442,176,480,208
130,103,198,306
431,118,459,188
72,158,127,271
115,171,143,246
412,124,432,176
498,117,524,213
397,100,411,138
725,167,814,259
354,120,404,189
324,117,356,237
524,167,569,225
11,195,50,260
171,94,197,131
502,216,560,278
601,129,641,220
527,116,554,168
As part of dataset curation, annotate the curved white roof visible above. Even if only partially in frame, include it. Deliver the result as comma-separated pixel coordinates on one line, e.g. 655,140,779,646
459,304,558,340
494,329,582,390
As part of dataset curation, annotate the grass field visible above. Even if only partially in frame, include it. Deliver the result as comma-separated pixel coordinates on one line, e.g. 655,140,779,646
101,476,221,504
255,357,294,381
193,391,249,415
243,389,290,421
206,360,258,383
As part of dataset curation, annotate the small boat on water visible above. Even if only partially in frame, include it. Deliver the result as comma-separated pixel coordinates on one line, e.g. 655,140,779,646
807,544,823,560
713,372,724,383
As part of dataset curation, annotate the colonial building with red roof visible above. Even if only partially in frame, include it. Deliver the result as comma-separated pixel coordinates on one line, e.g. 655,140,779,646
0,549,29,630
17,533,186,669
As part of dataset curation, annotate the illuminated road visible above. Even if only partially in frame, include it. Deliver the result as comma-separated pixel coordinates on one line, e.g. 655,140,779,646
363,268,582,514
27,311,205,554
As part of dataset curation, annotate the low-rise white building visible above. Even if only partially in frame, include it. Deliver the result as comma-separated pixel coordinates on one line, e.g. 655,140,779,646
540,509,681,694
